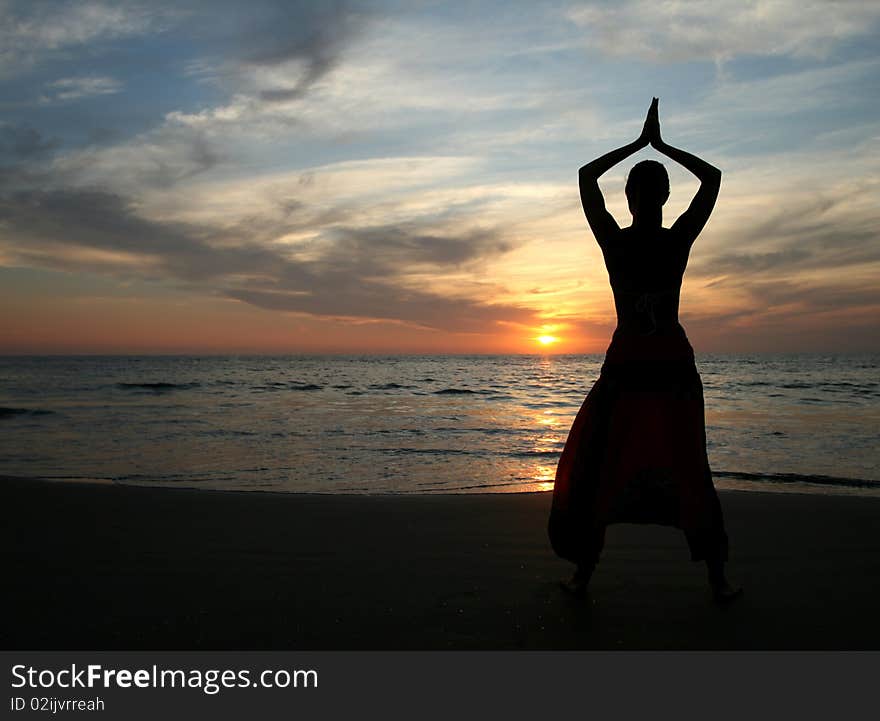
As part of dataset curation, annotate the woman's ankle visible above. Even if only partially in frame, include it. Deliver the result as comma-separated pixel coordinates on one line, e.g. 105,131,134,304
574,562,596,585
706,559,726,588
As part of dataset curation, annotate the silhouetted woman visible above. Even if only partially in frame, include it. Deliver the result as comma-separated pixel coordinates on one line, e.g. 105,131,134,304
549,99,740,602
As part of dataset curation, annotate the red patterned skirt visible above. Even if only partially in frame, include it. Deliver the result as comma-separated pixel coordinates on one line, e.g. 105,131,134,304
549,326,728,565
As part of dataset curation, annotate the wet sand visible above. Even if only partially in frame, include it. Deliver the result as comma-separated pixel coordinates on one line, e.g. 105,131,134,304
3,475,880,649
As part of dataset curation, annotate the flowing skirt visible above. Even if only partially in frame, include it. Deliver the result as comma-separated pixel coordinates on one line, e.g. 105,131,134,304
548,326,728,565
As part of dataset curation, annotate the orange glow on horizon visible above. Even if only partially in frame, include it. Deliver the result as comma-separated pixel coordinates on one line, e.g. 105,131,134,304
3,272,876,355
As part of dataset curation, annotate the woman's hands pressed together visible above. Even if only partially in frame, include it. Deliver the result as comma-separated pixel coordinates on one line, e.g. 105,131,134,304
639,97,662,148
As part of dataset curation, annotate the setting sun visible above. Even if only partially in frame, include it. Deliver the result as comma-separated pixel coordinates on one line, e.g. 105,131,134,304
536,335,559,346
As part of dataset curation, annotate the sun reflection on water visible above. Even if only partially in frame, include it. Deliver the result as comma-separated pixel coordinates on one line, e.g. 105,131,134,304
527,464,556,493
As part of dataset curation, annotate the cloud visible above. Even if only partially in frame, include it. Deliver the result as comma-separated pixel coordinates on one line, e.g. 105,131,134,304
40,75,123,103
51,121,224,191
325,225,514,271
659,57,880,157
181,0,372,105
0,1,174,77
0,187,536,333
170,2,581,146
695,213,878,279
690,153,880,278
568,0,880,63
743,279,880,312
243,1,368,102
669,145,880,348
0,123,58,161
0,0,370,121
223,284,534,334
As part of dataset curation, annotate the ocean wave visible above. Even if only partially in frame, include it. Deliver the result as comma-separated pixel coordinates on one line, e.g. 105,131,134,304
199,429,258,437
380,447,480,456
521,401,570,410
714,470,878,490
433,388,487,395
116,382,201,392
356,428,427,436
418,480,535,492
506,449,561,457
0,407,54,418
253,382,323,391
431,426,508,435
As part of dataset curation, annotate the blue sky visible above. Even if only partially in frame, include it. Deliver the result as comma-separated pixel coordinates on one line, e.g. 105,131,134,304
1,0,878,353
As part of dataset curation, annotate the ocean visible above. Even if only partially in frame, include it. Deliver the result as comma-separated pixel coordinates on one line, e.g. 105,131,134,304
0,354,877,496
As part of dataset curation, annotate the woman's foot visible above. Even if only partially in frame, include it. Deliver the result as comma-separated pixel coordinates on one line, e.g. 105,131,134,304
559,564,594,598
707,559,742,603
711,581,743,604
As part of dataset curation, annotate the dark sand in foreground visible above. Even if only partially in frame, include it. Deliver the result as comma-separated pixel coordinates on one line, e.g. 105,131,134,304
3,476,880,649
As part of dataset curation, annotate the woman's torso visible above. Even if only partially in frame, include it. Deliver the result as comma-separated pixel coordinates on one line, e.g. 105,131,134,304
600,225,690,336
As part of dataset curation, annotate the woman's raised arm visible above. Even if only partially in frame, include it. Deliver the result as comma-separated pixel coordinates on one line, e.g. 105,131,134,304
647,100,722,245
578,100,655,245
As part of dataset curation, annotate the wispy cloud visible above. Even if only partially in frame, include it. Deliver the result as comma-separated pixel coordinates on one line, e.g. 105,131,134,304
50,121,223,192
568,0,880,64
0,123,58,161
0,183,537,333
0,0,175,77
178,0,372,106
40,75,123,103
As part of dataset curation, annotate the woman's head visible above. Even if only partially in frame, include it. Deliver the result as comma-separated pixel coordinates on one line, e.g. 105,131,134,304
626,160,669,216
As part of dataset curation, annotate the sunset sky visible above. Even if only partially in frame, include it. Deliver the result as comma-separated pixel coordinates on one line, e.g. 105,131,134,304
1,0,878,354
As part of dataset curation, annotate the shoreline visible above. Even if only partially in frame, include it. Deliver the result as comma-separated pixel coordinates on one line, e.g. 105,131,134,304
3,472,878,500
4,474,880,649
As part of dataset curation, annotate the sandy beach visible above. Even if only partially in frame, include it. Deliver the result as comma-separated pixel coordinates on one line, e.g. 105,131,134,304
3,475,880,650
